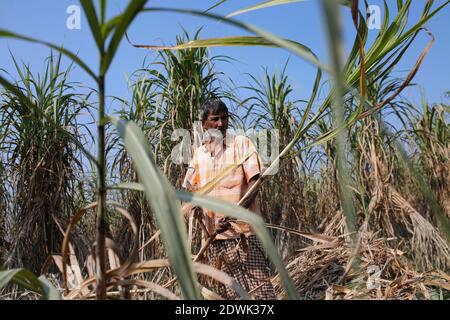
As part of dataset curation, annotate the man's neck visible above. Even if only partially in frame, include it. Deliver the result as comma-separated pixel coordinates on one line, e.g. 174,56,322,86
206,139,224,157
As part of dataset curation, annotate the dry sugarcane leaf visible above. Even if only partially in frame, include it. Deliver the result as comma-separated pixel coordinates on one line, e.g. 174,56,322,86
192,262,251,300
199,285,224,300
50,214,85,288
112,279,180,300
266,223,338,243
62,202,98,293
296,241,341,252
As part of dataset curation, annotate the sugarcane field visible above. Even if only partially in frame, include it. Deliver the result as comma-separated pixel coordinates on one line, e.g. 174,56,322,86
0,0,450,303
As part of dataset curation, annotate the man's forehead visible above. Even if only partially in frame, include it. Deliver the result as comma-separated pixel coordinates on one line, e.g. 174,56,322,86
207,111,228,118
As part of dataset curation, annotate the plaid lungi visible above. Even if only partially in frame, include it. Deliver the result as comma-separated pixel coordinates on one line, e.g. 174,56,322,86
208,235,276,300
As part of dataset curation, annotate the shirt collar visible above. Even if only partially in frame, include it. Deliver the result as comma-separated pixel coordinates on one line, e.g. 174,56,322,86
201,133,234,152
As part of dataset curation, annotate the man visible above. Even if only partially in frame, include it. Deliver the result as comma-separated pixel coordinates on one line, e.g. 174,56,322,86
182,99,276,300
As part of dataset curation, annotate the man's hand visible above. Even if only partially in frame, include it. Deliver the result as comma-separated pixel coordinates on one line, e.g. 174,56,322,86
216,217,234,234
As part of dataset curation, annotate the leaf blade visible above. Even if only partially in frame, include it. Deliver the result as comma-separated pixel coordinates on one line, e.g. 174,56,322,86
110,117,200,300
0,29,97,81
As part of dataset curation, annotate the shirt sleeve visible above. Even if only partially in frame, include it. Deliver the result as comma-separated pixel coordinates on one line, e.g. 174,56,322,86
241,137,263,183
182,151,200,191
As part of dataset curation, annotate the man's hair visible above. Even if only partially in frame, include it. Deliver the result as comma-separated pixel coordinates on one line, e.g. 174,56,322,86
201,99,228,122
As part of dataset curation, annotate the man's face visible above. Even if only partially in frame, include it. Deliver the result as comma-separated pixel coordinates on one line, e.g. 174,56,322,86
202,111,228,138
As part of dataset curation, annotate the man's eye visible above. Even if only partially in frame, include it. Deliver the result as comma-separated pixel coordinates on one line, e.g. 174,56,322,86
208,117,226,121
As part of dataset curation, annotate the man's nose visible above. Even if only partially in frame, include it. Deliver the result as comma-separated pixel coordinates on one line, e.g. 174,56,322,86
217,119,223,126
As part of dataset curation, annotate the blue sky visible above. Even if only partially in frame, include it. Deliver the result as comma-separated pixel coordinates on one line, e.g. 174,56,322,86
1,0,449,117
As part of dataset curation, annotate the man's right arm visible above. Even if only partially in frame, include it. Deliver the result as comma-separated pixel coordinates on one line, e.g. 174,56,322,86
182,150,199,191
181,154,200,219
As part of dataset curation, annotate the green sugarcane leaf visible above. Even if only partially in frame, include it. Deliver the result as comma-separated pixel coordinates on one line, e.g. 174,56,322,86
227,0,308,18
142,7,328,72
80,0,104,52
0,29,97,81
102,0,148,75
110,117,200,299
0,268,61,300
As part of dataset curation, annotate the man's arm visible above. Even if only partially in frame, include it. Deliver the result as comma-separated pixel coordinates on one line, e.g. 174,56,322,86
240,173,260,209
217,173,260,232
239,136,263,209
181,157,200,220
